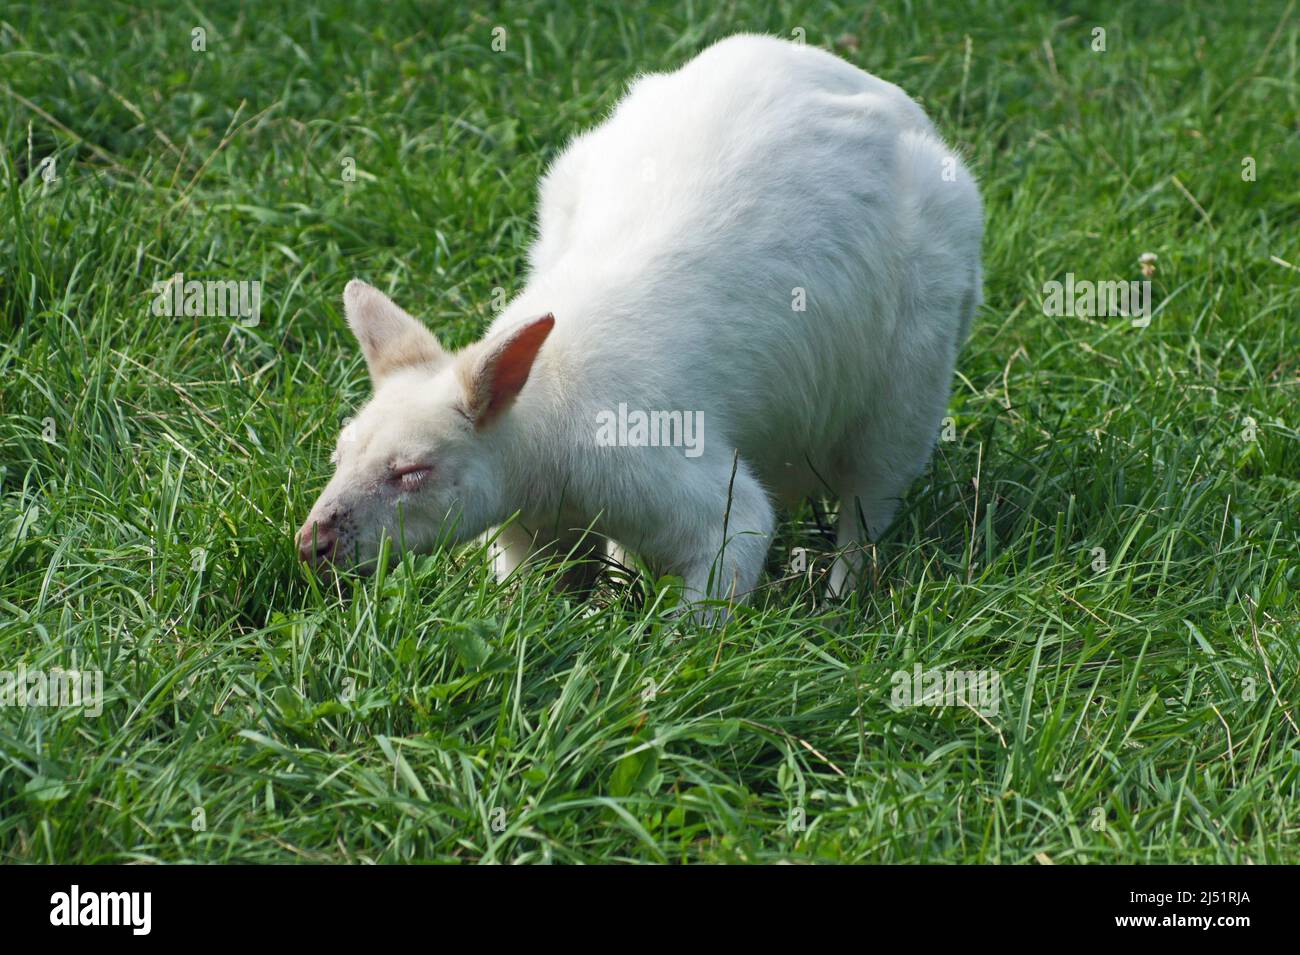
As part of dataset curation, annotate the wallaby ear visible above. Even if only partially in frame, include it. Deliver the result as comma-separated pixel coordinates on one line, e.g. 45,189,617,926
343,279,448,385
459,314,555,428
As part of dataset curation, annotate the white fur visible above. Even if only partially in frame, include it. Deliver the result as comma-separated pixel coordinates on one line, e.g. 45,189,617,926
297,34,984,616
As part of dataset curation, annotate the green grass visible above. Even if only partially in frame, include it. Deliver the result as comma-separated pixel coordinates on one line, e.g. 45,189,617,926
1,0,1297,863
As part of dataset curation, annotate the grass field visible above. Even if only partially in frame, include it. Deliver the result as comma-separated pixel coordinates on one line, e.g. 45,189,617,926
1,0,1297,864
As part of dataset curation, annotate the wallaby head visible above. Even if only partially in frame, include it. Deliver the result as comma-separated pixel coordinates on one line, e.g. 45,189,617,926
295,279,553,572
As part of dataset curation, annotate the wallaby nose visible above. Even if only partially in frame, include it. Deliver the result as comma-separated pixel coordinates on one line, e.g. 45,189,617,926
296,520,338,566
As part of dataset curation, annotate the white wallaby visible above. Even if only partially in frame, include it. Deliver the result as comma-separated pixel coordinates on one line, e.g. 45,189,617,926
297,34,983,617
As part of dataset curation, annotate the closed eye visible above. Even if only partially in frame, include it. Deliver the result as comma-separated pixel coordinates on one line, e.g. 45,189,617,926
389,464,432,491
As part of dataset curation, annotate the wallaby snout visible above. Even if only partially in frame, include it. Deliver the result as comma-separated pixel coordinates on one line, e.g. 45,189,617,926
295,516,339,567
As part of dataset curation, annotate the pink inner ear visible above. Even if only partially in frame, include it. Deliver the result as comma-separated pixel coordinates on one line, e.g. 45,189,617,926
480,314,555,426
